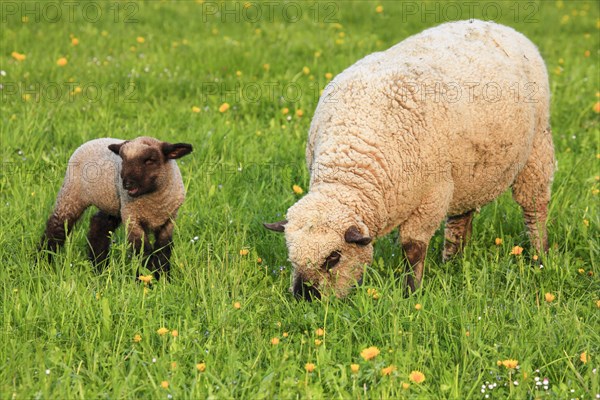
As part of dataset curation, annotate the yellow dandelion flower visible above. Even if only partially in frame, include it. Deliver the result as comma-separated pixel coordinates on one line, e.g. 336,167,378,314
292,185,303,194
295,109,304,117
583,219,589,226
544,292,556,302
367,288,380,299
157,327,169,336
596,299,600,308
305,363,316,372
171,330,179,338
219,102,230,113
233,302,241,309
415,303,422,311
402,382,410,390
314,339,322,346
588,271,594,277
302,66,310,75
11,51,26,61
256,257,262,264
133,334,142,343
263,63,270,71
236,70,242,77
325,72,333,80
240,249,249,256
409,370,426,384
57,57,68,67
350,364,359,373
465,331,470,337
281,107,289,115
580,351,590,364
71,37,79,46
283,332,289,337
375,5,383,13
136,36,145,43
196,363,206,372
511,246,524,255
495,237,503,246
192,106,201,113
315,328,325,336
578,268,585,275
497,360,503,366
502,359,519,369
558,58,564,64
160,381,169,389
593,102,600,113
138,275,153,284
271,337,280,345
73,87,82,95
360,346,380,361
584,50,591,57
171,361,177,369
532,255,539,261
381,365,396,376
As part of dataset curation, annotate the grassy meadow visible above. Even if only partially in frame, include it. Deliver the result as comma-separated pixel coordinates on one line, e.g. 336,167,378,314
1,0,599,398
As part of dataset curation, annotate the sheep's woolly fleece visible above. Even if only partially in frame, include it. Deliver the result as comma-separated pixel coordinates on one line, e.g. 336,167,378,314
270,20,555,298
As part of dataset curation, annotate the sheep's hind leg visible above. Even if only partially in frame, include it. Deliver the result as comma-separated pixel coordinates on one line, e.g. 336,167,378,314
442,210,475,261
149,221,175,280
87,211,121,269
512,128,554,255
39,205,86,261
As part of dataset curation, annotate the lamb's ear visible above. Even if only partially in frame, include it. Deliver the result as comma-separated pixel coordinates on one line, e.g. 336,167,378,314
344,226,372,246
263,220,287,232
162,142,193,160
108,142,124,156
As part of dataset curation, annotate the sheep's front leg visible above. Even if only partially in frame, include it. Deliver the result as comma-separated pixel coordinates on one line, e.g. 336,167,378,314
126,222,152,275
400,190,451,293
442,210,475,261
149,220,174,280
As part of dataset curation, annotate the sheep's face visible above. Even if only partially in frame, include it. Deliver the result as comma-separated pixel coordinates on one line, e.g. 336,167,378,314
264,195,373,300
108,137,192,198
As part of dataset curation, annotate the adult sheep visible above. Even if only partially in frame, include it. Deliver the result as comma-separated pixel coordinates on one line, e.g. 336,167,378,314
265,20,555,300
40,136,193,278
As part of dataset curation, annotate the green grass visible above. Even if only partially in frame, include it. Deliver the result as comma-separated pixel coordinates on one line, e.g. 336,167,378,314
1,1,599,398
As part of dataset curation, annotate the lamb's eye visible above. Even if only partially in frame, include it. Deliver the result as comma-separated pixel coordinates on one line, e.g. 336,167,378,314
322,251,341,271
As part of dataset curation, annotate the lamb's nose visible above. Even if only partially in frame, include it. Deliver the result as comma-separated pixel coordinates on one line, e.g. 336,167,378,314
122,178,136,189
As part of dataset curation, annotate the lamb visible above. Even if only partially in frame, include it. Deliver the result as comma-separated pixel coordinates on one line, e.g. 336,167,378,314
40,136,193,278
265,20,555,300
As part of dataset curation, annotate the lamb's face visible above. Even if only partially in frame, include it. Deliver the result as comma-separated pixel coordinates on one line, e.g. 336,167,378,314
108,137,192,198
265,195,373,300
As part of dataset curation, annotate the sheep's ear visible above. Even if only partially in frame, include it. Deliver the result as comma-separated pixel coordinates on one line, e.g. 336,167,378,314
108,143,124,156
264,220,287,232
162,143,193,160
344,226,371,246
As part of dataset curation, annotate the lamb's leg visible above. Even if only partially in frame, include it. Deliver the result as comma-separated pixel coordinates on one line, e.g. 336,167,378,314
443,210,475,261
39,203,87,261
87,211,121,268
126,222,152,276
149,220,174,280
512,128,555,254
400,191,451,293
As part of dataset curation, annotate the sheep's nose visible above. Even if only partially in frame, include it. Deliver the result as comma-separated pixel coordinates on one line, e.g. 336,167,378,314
122,178,136,189
292,277,321,301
